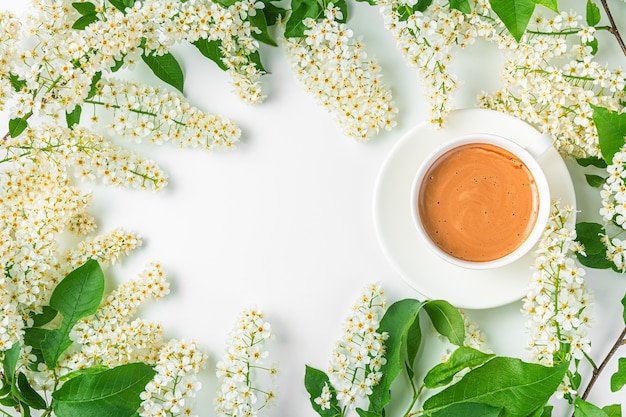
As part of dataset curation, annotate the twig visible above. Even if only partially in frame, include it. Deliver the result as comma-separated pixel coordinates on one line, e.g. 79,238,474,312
600,0,626,57
581,326,626,401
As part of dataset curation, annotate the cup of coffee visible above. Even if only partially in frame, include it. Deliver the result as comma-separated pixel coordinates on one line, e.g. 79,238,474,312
410,133,552,269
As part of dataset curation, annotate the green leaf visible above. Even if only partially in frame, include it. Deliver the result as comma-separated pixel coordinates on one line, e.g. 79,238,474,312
576,156,607,168
192,38,228,71
249,11,277,46
539,406,554,417
611,357,626,392
66,105,82,129
72,2,97,15
304,366,341,417
30,306,58,328
141,51,185,93
449,0,471,13
52,362,155,417
8,73,27,92
354,0,376,5
2,343,21,382
427,402,503,417
622,293,626,325
262,1,289,26
333,0,348,22
72,13,99,30
423,358,569,417
575,398,611,417
586,38,599,55
41,260,105,369
86,72,102,100
368,298,425,414
356,409,382,417
489,0,536,42
284,0,322,38
585,0,601,26
424,347,495,389
108,0,135,13
248,50,267,74
23,328,48,354
602,404,622,417
16,373,46,410
532,0,558,13
423,300,465,346
9,117,29,138
575,222,613,269
593,105,626,164
585,174,606,188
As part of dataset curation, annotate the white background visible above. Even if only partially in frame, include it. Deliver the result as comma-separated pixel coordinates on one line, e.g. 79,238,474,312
2,1,626,416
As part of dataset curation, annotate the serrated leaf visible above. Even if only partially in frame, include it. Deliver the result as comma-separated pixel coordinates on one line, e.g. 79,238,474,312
284,0,322,38
576,156,607,168
449,0,471,13
66,105,82,129
585,174,607,188
42,260,105,369
52,362,155,417
9,117,29,138
16,373,46,410
2,343,21,382
586,0,601,26
192,38,228,71
72,2,97,15
72,13,99,30
593,105,626,164
141,51,185,93
532,0,558,13
424,347,495,388
423,300,465,346
304,366,341,417
575,398,611,417
489,0,536,42
611,357,626,392
423,358,568,417
369,298,426,414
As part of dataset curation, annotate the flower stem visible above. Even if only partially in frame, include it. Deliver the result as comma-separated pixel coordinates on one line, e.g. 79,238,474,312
600,0,626,57
580,326,626,401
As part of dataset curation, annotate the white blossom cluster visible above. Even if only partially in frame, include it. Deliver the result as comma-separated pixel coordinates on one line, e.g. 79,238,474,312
479,10,625,159
315,283,388,410
88,78,241,150
0,12,20,112
599,145,626,270
378,0,492,127
215,307,278,417
2,125,169,191
284,4,397,141
140,339,206,417
522,202,592,397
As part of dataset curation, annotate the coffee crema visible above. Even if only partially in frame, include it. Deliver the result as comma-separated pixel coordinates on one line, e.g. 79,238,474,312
417,143,540,262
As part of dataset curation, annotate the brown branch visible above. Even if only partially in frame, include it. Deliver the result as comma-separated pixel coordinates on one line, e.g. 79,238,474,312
600,0,626,57
581,326,626,401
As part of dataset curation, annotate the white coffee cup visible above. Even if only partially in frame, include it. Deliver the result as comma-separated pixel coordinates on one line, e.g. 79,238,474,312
410,133,552,269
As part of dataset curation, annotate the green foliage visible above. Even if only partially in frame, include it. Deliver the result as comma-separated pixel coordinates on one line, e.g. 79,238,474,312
575,222,613,269
585,0,601,26
284,0,323,38
593,105,626,164
423,347,494,389
423,300,465,346
66,105,82,129
108,0,135,13
611,357,626,392
304,366,341,417
141,51,185,93
532,0,558,13
449,0,471,14
574,397,612,417
602,404,623,417
576,157,607,169
193,39,229,71
9,117,29,138
423,358,569,417
489,0,536,42
72,1,99,29
585,174,607,188
52,362,156,417
426,402,503,417
41,259,105,369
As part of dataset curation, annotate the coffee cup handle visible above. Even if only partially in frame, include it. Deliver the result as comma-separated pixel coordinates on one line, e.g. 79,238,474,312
525,133,553,160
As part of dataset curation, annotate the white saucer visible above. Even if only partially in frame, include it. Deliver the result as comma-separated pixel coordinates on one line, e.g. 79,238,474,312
373,108,576,309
